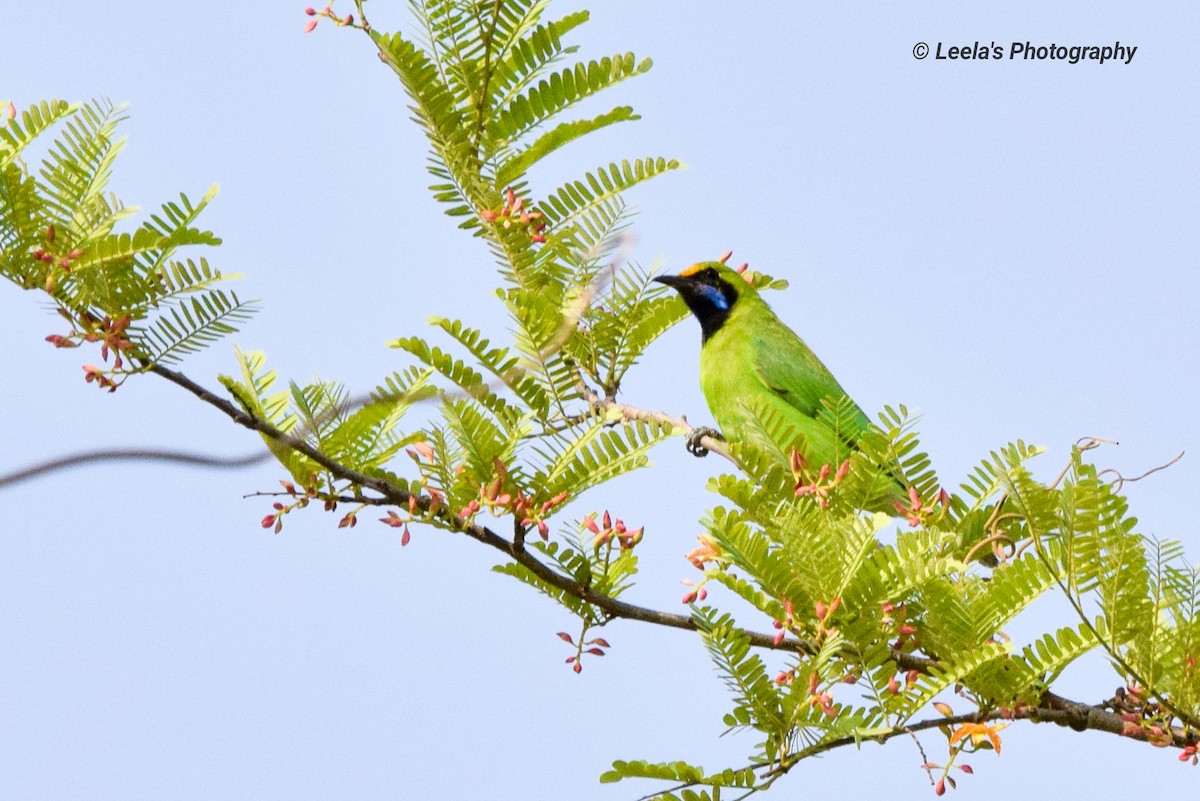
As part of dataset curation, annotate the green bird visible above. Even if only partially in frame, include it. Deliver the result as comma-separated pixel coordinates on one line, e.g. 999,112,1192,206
655,260,902,500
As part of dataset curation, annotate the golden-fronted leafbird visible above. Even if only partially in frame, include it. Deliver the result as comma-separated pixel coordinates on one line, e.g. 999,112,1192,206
655,260,887,482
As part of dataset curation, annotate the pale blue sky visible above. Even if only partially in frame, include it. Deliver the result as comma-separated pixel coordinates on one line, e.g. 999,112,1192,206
3,2,1198,798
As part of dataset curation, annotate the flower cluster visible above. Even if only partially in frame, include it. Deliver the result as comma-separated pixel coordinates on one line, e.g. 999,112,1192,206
46,303,137,392
31,225,86,292
303,4,354,33
583,510,643,551
893,485,952,527
479,187,547,243
262,478,320,534
558,630,610,674
789,449,850,508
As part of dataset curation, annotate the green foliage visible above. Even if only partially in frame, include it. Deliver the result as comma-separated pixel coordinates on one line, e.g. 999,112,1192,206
10,1,1198,797
0,99,253,378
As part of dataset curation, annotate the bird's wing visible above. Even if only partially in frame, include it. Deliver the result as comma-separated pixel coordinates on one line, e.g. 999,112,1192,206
748,315,859,422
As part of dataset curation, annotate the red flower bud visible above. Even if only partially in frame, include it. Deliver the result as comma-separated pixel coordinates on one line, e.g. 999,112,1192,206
935,778,946,796
572,662,582,673
479,208,498,221
556,632,574,643
261,515,276,528
586,648,605,656
773,629,786,646
303,18,319,32
305,6,316,14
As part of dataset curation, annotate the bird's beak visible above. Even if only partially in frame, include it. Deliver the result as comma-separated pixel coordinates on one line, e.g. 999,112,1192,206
653,274,687,290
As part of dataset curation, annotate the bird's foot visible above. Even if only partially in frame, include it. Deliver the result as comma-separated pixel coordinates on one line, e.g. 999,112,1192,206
686,426,724,458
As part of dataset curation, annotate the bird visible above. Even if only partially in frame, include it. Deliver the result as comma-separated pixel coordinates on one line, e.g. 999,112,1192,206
654,258,905,505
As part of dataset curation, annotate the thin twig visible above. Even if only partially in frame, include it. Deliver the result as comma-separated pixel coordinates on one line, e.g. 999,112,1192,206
0,448,268,488
1098,450,1185,492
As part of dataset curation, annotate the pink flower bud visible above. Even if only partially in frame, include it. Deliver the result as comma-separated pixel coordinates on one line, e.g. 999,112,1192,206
773,629,785,646
6,101,14,120
586,648,605,656
583,515,599,534
305,7,316,14
261,515,276,529
557,632,574,643
400,526,411,546
958,764,973,774
592,638,610,648
681,590,697,604
572,662,582,674
718,250,733,263
303,18,318,32
935,778,946,796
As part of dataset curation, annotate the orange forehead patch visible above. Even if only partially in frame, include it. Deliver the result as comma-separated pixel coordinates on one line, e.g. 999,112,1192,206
679,262,708,278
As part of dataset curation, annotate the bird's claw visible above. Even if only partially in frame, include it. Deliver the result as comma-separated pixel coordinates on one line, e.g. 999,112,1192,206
686,426,723,458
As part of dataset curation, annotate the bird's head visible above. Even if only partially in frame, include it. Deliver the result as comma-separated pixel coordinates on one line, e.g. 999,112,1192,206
654,261,757,342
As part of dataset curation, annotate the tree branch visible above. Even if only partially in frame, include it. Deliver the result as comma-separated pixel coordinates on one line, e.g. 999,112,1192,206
24,364,1190,768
